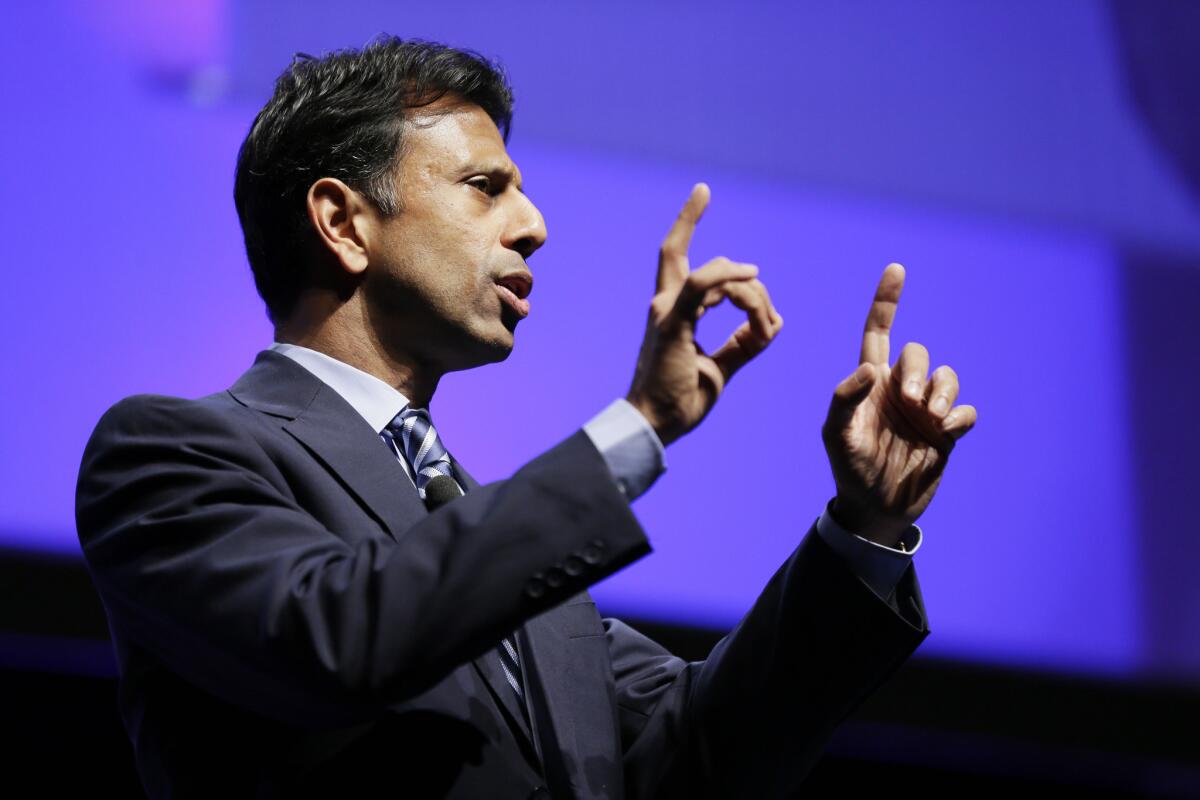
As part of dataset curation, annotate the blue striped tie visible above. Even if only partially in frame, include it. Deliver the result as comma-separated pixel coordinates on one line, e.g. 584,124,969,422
380,406,528,708
382,406,456,498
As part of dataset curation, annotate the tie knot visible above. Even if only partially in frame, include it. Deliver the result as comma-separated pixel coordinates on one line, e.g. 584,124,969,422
383,406,455,494
387,404,429,433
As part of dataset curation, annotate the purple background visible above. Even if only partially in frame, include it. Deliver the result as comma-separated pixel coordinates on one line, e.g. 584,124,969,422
3,0,1198,684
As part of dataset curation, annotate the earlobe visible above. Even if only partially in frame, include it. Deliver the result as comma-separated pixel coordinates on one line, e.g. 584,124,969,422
306,178,370,275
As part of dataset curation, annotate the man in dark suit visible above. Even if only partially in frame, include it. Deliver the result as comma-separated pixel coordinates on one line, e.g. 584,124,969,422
75,38,976,798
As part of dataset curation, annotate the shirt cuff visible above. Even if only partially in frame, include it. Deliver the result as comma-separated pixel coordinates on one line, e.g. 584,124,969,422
582,398,667,501
815,499,922,603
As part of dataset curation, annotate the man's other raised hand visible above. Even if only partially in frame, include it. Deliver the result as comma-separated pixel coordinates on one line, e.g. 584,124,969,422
822,263,978,547
625,183,784,447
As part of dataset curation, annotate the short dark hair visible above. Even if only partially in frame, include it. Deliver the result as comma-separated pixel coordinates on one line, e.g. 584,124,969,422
234,36,514,325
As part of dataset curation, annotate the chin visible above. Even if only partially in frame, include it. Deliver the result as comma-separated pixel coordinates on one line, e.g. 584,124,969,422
481,336,515,364
445,327,515,372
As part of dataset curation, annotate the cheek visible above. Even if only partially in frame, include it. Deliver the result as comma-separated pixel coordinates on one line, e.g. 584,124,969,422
380,206,495,298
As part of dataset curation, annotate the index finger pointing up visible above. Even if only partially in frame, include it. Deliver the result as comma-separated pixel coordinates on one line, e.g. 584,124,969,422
859,262,906,366
657,183,711,294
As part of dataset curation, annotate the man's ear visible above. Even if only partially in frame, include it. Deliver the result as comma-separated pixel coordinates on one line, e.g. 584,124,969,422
306,178,374,275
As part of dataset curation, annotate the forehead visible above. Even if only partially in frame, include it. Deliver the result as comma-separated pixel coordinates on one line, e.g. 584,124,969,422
400,99,518,180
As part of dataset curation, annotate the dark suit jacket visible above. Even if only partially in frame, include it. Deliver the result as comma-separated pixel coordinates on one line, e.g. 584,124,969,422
75,349,928,799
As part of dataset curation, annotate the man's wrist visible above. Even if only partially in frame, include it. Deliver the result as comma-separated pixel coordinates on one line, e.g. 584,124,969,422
623,393,679,448
829,496,911,549
817,500,921,602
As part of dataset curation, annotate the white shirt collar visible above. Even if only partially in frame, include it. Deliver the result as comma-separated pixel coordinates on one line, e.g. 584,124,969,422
268,342,410,434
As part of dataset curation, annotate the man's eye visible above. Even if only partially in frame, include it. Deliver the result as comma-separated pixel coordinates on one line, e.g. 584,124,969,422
468,177,493,195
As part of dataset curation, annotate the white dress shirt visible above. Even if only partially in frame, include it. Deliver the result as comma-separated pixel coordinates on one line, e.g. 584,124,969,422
269,342,920,604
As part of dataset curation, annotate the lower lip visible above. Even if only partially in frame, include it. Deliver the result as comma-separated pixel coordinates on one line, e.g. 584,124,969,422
494,283,530,318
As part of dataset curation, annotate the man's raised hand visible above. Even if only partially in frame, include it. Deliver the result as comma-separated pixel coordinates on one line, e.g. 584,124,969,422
822,263,977,547
625,183,783,447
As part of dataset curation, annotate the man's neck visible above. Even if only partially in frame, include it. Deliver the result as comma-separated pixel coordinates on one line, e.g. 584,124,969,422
274,327,441,409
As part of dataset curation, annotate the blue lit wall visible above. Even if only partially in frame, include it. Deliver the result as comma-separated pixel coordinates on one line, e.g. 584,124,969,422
3,0,1197,683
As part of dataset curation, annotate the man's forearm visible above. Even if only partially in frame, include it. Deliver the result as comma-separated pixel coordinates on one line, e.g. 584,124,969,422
615,524,927,799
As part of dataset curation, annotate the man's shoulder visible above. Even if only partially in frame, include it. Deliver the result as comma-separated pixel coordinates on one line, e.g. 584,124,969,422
90,347,313,436
76,390,286,526
91,389,254,440
80,389,286,480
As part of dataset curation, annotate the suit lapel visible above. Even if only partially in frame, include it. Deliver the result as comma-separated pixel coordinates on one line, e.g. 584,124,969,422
454,456,621,798
228,350,426,541
449,459,539,751
283,399,429,542
523,606,628,799
471,632,537,750
232,354,548,763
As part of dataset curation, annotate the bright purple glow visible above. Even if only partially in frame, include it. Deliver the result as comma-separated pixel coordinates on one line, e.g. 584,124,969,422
474,144,1138,677
2,1,1194,682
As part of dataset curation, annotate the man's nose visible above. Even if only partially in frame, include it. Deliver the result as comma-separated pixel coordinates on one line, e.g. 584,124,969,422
502,191,547,260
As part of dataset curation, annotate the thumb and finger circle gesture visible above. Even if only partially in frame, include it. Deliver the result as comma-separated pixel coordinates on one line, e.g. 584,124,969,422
626,184,784,447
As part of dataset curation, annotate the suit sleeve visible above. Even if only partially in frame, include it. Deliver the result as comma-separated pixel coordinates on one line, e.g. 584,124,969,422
75,394,652,727
608,524,929,799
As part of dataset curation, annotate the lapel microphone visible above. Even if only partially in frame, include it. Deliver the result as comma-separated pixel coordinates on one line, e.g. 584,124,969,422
423,474,464,511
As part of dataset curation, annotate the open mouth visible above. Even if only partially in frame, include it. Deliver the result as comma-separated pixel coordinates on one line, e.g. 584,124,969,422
494,282,530,318
494,272,532,319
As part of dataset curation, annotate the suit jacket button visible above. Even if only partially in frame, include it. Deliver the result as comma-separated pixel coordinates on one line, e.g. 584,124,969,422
545,567,566,588
563,555,586,576
525,577,547,599
580,545,603,565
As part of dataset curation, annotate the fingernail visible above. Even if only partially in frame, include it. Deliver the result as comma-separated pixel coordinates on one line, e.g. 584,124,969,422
906,381,921,399
931,397,948,415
